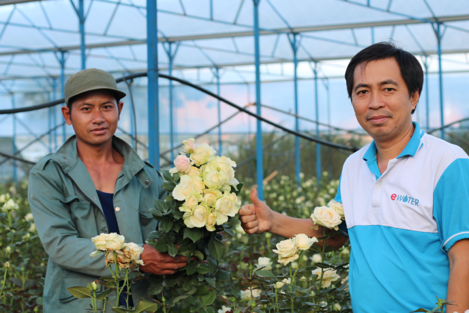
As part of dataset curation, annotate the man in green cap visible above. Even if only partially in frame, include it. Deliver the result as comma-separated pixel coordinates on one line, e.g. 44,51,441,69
28,68,188,312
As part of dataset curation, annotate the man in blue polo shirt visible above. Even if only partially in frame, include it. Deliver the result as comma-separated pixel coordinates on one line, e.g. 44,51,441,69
239,42,469,312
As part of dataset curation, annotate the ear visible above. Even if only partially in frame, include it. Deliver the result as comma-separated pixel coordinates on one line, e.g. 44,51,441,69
410,91,420,112
117,101,124,121
62,105,72,125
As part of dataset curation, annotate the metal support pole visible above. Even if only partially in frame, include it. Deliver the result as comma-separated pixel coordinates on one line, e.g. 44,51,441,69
436,23,445,140
216,68,222,156
78,0,86,69
288,33,300,184
326,79,332,181
52,78,57,151
48,90,52,153
11,93,17,182
163,42,179,160
253,0,264,200
313,62,321,186
424,56,430,129
60,51,66,143
129,83,136,149
147,0,160,167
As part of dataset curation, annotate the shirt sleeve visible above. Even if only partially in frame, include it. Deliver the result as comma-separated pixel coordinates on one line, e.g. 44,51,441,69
433,158,469,252
28,162,110,277
334,173,348,236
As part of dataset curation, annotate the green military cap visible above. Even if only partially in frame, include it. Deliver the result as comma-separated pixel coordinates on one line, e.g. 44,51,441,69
64,68,126,105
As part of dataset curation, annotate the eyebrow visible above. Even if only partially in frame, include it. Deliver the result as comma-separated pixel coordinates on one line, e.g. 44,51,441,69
77,101,115,107
353,79,399,92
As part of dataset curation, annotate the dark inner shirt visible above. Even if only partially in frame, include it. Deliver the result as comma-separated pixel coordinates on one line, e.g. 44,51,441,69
96,190,133,307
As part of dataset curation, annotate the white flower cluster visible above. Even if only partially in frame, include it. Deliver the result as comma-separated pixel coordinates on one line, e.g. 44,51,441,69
310,200,344,231
170,138,241,231
90,233,144,269
1,198,18,212
273,234,318,266
312,267,341,288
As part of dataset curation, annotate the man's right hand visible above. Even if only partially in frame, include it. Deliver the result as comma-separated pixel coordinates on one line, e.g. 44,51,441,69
140,244,189,275
239,188,275,234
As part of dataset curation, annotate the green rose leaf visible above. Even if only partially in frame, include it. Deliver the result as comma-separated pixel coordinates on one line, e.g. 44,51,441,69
200,290,217,306
196,263,211,274
173,208,184,219
35,298,43,305
162,169,173,182
66,286,91,299
148,282,164,295
411,309,430,313
193,250,204,261
208,236,224,262
204,307,216,313
162,219,174,232
162,181,177,191
256,270,276,278
232,183,244,195
186,260,198,275
173,295,189,304
154,238,169,253
135,300,159,313
222,225,235,238
154,199,168,212
149,208,163,219
167,243,178,257
215,269,231,281
205,277,216,288
96,288,113,300
111,309,131,313
184,228,204,243
208,256,218,272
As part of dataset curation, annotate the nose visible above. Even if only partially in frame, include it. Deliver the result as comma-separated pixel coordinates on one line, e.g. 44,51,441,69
91,108,105,124
368,91,385,110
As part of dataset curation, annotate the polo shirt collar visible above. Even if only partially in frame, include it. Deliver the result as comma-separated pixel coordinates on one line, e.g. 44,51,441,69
362,122,424,179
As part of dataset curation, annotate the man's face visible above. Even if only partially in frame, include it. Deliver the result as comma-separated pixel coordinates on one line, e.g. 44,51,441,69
351,58,419,142
62,90,123,146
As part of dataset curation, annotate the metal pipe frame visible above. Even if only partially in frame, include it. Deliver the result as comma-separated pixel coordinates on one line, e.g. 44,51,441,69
313,61,321,186
147,0,160,168
253,0,264,200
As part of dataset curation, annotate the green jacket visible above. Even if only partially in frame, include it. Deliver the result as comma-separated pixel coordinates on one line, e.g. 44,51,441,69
28,135,165,313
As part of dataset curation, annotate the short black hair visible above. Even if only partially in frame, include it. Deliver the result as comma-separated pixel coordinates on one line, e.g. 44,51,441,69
345,42,423,114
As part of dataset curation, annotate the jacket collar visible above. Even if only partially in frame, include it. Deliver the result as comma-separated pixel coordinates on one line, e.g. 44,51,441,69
52,135,151,192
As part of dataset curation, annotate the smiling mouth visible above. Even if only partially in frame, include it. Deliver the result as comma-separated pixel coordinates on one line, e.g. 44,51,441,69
368,116,389,124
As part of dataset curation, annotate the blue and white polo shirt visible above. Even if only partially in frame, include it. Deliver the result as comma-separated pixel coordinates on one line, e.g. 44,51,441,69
335,122,469,312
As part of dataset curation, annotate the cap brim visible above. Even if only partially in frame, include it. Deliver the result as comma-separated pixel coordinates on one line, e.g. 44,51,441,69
66,86,127,105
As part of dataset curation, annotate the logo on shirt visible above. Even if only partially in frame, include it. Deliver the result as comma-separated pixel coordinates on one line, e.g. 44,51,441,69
391,193,419,206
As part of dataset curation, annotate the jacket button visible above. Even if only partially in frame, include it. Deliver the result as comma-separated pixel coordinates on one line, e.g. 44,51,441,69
115,207,121,212
145,180,150,185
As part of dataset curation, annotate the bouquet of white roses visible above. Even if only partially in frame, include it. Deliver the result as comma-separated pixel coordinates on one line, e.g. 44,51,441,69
145,138,242,311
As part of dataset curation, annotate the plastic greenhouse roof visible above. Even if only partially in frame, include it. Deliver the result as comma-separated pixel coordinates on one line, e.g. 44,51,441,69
0,0,468,93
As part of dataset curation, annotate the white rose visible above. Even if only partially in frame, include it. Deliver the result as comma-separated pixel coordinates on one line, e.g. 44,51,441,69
206,211,217,232
2,199,18,212
187,166,201,177
203,170,226,190
214,193,238,225
25,213,34,222
273,238,298,258
203,189,222,207
333,303,342,311
277,254,299,266
311,268,340,288
122,242,144,262
341,247,350,256
256,257,272,271
294,234,318,251
185,194,200,210
311,253,322,263
182,138,196,154
190,143,215,166
310,206,342,230
240,288,261,301
105,233,125,251
3,261,10,269
328,200,344,219
173,175,204,201
29,223,36,232
174,155,193,173
275,278,290,289
218,306,232,313
183,204,208,228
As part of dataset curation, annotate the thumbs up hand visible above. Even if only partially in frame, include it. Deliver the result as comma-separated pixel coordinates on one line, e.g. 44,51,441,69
238,188,274,234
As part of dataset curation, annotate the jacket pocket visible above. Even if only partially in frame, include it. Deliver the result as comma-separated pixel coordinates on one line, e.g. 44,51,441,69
70,202,99,238
139,211,155,228
59,277,103,303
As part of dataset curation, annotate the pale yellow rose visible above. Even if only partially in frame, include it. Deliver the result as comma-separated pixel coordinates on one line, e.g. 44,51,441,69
277,254,299,266
182,138,196,154
190,143,215,166
206,211,217,232
173,175,204,201
2,199,18,212
273,238,297,258
105,233,125,251
240,288,261,301
89,281,98,291
187,166,201,177
29,223,36,232
203,189,222,207
183,204,208,228
311,253,322,263
214,193,238,225
328,200,344,219
310,206,342,230
311,268,340,288
275,277,291,289
122,242,144,262
203,170,226,190
185,194,200,210
92,233,109,251
25,213,34,222
256,257,272,271
294,234,318,251
218,306,232,313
